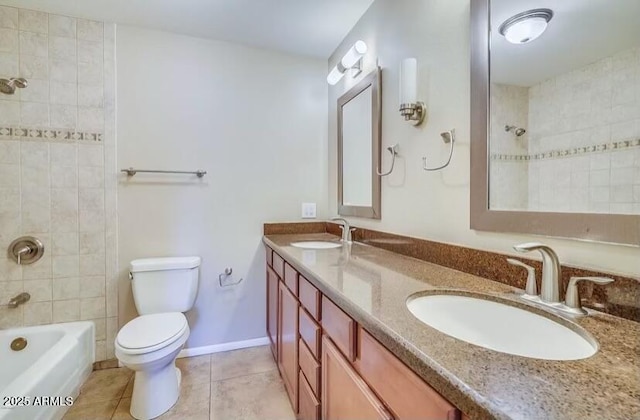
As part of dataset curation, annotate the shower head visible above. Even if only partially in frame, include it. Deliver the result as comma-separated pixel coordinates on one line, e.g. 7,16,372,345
0,78,28,95
504,125,526,137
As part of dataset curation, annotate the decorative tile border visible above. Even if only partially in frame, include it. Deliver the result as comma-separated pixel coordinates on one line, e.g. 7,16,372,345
0,126,103,142
491,137,640,161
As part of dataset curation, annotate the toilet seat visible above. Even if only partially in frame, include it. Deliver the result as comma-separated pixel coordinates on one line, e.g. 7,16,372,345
117,312,188,355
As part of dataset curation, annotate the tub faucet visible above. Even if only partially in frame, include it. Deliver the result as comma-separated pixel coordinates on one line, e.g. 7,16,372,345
513,243,561,304
331,217,355,243
8,292,30,308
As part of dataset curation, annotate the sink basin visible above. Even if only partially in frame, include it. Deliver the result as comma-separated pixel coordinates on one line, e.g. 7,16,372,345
406,294,597,360
290,241,342,250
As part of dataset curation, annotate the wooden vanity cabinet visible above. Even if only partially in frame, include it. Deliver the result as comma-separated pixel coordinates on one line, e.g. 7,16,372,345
264,246,465,420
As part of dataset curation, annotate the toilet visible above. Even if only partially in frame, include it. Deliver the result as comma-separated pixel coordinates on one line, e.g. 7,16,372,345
115,256,201,420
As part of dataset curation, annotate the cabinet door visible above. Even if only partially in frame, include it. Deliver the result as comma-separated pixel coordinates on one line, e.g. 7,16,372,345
279,281,299,413
321,335,392,420
266,267,279,358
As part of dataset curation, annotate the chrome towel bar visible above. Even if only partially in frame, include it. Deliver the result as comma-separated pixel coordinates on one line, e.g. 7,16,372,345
121,168,207,178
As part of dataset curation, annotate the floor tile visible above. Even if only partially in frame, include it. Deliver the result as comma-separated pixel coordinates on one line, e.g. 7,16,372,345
210,345,277,382
210,370,295,420
62,399,119,420
176,354,211,386
74,367,133,405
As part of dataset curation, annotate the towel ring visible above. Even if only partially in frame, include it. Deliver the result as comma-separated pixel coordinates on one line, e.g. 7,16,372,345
377,144,399,176
423,129,455,171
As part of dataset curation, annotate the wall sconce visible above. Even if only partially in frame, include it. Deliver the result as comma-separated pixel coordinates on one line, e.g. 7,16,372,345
327,41,368,85
398,58,426,126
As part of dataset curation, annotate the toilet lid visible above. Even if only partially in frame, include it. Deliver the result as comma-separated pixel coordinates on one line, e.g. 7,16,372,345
117,313,188,350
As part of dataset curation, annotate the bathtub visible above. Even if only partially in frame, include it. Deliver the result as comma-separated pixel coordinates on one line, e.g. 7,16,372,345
0,322,94,420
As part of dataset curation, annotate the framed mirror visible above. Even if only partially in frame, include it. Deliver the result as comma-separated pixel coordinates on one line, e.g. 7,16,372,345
338,67,382,219
470,0,640,245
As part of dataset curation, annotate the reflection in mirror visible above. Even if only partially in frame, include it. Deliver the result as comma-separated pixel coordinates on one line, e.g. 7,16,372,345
488,0,640,215
338,68,381,219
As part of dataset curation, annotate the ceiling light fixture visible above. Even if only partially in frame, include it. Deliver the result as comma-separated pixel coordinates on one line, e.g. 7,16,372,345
499,9,553,45
327,41,368,85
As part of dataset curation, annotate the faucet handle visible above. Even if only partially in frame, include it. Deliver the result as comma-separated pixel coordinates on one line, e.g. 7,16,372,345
507,258,537,297
565,276,614,314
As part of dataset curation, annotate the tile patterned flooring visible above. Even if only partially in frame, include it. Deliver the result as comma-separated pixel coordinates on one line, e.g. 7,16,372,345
62,346,296,420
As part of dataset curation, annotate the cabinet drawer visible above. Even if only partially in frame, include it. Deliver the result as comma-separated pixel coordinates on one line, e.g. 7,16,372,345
284,263,298,295
266,246,273,268
321,296,356,361
356,327,460,420
299,307,321,359
299,338,320,397
298,370,320,420
272,252,285,278
298,275,320,321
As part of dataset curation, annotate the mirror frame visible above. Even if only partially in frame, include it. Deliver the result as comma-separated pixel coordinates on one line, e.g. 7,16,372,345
470,0,639,246
338,67,382,219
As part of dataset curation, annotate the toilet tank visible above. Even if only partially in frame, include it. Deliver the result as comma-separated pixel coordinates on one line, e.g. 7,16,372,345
130,256,201,315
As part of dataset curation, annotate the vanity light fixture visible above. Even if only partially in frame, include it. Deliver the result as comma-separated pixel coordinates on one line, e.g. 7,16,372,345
499,9,554,44
327,40,368,85
399,58,426,126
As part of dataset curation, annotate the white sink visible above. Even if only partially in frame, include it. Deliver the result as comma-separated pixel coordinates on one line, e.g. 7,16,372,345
290,241,342,250
406,294,597,360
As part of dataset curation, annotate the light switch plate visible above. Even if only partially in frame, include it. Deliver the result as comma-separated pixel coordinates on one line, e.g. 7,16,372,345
301,203,317,219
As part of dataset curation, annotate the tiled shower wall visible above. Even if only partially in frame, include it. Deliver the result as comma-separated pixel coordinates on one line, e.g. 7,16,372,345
490,46,640,214
0,6,117,361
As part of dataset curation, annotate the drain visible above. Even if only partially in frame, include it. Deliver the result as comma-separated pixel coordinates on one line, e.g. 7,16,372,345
10,337,27,351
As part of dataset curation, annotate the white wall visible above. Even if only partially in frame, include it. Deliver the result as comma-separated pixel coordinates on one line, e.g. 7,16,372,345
328,0,639,276
116,26,328,348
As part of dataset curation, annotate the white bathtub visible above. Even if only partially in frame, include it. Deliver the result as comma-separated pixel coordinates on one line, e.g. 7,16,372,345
0,322,94,420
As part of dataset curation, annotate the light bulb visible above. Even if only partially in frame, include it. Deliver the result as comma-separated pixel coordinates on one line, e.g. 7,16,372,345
327,65,345,85
504,17,548,44
341,40,367,68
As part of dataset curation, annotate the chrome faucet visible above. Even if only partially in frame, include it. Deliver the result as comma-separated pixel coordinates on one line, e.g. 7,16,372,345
331,217,355,243
513,242,561,304
8,292,30,308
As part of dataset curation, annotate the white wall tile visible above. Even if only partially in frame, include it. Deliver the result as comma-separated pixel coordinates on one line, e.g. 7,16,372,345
77,19,103,42
90,317,106,340
0,163,19,187
51,187,77,214
21,186,49,212
53,299,80,322
50,104,77,128
77,40,102,64
19,31,48,57
50,142,77,166
20,102,49,126
21,162,50,188
79,188,104,210
52,232,78,256
79,254,105,276
78,144,103,167
18,9,47,34
23,279,51,302
20,141,48,166
0,306,22,328
0,28,18,54
77,107,104,131
51,165,78,188
22,255,51,280
22,208,49,233
0,141,19,164
79,207,105,232
0,280,22,304
52,255,79,278
19,78,49,103
49,36,76,60
0,52,18,74
0,100,20,125
80,296,105,320
78,166,104,188
79,231,105,255
0,6,18,29
49,58,76,82
48,14,76,38
23,301,52,326
77,84,103,107
80,275,105,298
0,257,22,281
19,54,48,79
50,81,77,105
52,276,79,300
78,61,103,85
0,188,19,212
611,167,634,185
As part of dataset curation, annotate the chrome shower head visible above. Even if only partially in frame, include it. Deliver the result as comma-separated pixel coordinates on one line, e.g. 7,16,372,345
515,128,526,137
0,78,28,95
504,125,526,137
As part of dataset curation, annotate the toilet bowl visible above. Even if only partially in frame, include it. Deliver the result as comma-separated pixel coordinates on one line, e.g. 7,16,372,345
115,312,190,419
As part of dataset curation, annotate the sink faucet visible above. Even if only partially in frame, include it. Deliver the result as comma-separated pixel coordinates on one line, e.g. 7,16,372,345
513,242,561,304
331,217,355,243
8,292,30,308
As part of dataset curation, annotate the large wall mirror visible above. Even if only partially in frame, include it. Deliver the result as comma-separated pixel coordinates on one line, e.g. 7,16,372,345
338,68,382,219
471,0,640,245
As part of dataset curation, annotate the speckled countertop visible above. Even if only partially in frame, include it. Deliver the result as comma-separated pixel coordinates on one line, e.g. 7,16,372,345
264,233,640,420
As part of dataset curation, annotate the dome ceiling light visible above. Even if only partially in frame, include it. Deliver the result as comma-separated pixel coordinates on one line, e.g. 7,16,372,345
499,8,554,44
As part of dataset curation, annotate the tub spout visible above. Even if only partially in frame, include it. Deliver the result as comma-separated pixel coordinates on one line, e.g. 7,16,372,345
8,292,30,308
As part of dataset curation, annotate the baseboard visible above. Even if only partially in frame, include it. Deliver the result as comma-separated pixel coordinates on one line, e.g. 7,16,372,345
177,336,270,359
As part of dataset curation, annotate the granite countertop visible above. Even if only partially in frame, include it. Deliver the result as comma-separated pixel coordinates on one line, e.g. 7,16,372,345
263,233,640,420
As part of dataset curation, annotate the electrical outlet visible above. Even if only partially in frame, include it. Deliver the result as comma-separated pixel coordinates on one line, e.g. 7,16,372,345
301,203,317,219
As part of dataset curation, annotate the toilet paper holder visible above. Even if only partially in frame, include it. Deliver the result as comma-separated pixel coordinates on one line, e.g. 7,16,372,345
219,267,243,287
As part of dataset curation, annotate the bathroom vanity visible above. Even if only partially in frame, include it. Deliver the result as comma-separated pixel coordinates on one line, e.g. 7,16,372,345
263,230,640,420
